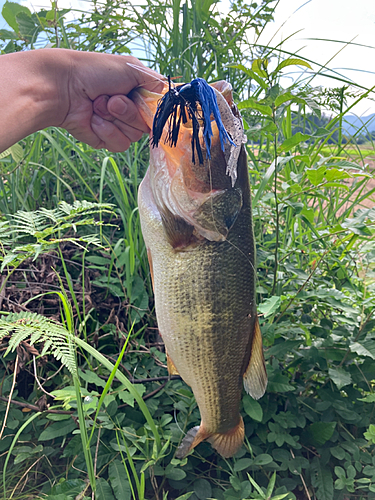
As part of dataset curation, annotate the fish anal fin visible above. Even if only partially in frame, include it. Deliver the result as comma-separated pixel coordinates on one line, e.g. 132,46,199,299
176,419,244,459
166,351,179,376
147,248,155,291
243,316,267,400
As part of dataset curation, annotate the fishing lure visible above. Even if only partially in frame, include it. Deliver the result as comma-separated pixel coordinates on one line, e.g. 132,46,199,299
152,77,235,164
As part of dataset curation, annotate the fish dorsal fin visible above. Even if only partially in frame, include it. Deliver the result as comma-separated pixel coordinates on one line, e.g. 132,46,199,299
243,316,267,400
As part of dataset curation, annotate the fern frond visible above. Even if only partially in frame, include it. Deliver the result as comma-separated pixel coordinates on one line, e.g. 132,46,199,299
1,201,116,269
0,311,77,376
6,201,115,240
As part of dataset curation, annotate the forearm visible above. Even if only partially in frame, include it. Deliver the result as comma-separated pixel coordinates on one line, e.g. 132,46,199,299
0,49,70,152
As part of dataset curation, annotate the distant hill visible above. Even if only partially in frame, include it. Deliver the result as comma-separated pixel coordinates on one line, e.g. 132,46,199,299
340,113,375,137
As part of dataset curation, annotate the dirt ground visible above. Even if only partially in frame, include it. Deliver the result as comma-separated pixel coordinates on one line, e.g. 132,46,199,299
348,157,375,210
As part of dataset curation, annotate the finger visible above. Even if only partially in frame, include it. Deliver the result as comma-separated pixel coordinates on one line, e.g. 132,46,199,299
107,95,150,133
125,61,165,93
75,53,165,99
93,95,114,122
105,118,144,144
91,114,132,153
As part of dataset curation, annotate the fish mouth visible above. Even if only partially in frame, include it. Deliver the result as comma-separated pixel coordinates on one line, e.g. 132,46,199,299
131,80,245,242
130,80,234,129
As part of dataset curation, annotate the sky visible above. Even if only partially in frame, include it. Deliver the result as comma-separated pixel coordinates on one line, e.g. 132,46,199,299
1,0,375,115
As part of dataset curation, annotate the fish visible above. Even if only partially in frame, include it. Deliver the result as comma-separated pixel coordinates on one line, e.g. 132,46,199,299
130,78,267,459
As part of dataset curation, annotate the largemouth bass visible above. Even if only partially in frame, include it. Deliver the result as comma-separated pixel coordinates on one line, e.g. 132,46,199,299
131,79,267,458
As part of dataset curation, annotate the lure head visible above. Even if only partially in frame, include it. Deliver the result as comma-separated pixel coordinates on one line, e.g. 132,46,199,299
131,79,246,242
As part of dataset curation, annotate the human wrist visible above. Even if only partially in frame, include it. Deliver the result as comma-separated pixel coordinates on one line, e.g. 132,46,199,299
29,48,71,129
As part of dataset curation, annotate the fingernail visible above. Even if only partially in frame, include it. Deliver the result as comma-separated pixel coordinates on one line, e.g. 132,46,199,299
92,114,104,126
112,97,127,115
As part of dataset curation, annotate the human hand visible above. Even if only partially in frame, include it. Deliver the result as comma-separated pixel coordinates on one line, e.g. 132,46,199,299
58,51,163,152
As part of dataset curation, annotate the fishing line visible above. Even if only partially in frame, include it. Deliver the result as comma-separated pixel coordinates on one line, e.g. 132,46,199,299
126,62,182,91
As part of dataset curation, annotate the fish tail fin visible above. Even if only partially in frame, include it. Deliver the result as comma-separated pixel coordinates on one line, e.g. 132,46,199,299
176,419,244,459
207,417,245,458
243,316,267,400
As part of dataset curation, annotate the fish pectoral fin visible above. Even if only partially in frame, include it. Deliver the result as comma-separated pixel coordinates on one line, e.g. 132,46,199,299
166,351,180,376
243,316,267,400
160,205,195,249
176,419,245,459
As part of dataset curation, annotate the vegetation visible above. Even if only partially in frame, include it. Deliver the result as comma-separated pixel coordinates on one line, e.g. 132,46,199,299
1,1,375,499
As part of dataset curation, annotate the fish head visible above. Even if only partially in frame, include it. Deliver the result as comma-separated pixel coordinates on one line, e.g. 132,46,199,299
131,80,247,243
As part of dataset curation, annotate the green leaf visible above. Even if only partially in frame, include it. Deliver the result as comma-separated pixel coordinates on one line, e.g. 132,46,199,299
194,478,212,500
166,468,187,480
328,367,352,390
364,424,375,443
175,494,194,500
274,92,307,108
243,394,263,422
266,340,301,358
306,166,326,186
228,63,268,89
253,453,273,466
96,478,115,500
48,479,86,497
230,475,241,491
334,466,346,479
108,460,131,500
305,422,336,446
2,1,32,32
278,133,310,154
16,11,40,42
350,342,375,359
311,457,334,500
0,28,17,39
79,369,107,388
359,394,375,403
0,148,11,159
258,296,281,318
38,420,77,441
273,58,312,74
252,58,268,78
238,98,272,116
299,206,314,224
233,458,253,472
330,446,345,460
324,168,351,182
9,143,23,163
